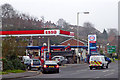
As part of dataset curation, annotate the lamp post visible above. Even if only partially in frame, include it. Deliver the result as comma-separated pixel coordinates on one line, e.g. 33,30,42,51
77,12,89,64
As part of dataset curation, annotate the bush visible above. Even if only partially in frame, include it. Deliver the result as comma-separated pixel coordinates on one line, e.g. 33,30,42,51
11,59,26,70
2,58,14,71
2,58,26,71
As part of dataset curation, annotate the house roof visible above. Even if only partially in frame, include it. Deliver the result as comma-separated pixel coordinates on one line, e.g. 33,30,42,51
60,38,87,45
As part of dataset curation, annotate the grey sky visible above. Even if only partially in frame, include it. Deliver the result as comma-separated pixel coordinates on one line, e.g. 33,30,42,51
0,0,119,32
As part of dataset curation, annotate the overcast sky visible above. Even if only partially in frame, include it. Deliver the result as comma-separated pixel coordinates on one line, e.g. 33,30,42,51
0,0,119,32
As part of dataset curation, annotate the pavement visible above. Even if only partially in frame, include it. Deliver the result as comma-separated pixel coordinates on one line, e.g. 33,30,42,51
1,70,41,80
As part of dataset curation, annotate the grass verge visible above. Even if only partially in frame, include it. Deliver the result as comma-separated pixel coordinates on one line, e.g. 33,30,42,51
0,70,26,75
6,70,25,73
0,71,8,75
115,59,120,60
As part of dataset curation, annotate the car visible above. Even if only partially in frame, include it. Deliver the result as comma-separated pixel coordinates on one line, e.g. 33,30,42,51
89,55,109,70
41,60,59,73
24,59,41,70
22,56,30,62
52,56,68,66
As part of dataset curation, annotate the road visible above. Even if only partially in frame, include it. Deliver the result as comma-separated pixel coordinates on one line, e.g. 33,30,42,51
12,61,118,79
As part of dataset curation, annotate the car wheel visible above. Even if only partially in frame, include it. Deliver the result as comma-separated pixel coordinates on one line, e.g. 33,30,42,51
56,70,59,73
41,68,46,74
90,67,92,70
101,64,104,69
27,66,31,70
106,64,108,68
95,67,98,69
38,67,41,70
42,70,46,74
59,63,61,66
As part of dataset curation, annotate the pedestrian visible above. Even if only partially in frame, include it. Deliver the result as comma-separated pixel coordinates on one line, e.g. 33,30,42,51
80,52,83,63
78,52,81,63
84,52,87,63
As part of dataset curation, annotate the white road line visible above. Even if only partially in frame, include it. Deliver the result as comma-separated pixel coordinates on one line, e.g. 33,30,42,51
110,69,115,72
95,77,100,78
104,72,114,76
76,69,87,72
103,70,109,72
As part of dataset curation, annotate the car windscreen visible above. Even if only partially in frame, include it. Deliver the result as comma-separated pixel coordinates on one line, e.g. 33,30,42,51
90,57,101,61
33,60,40,65
54,57,60,59
24,59,30,63
45,61,57,65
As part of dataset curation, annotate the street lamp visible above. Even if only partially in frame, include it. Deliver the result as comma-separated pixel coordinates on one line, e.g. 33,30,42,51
77,12,89,64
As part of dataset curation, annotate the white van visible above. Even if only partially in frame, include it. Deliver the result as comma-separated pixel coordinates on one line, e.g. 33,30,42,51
89,55,108,70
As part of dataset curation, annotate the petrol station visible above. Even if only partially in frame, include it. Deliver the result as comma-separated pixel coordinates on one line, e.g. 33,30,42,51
1,30,99,64
1,29,88,63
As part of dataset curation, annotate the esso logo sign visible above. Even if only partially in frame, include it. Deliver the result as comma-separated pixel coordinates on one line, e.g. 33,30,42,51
88,35,96,41
45,30,57,34
89,36,95,41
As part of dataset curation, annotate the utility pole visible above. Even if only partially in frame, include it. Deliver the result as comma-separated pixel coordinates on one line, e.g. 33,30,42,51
77,12,79,64
77,12,89,64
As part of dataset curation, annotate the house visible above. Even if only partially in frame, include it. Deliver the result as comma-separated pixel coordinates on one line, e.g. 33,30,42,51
60,38,87,46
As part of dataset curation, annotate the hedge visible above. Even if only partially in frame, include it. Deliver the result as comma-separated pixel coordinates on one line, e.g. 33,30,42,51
2,58,26,71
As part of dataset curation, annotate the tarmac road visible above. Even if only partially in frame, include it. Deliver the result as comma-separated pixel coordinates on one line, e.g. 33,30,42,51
11,61,118,80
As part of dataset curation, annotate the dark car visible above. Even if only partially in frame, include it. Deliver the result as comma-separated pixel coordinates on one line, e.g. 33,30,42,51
24,59,41,70
41,60,59,73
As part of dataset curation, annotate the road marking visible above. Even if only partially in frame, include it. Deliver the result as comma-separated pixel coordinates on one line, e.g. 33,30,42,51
110,69,115,72
104,72,114,76
103,70,109,72
76,69,87,72
95,77,100,78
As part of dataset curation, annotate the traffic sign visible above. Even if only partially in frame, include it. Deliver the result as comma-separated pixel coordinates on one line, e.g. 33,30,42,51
107,46,116,54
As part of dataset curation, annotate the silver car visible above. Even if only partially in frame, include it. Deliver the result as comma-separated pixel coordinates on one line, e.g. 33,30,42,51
52,56,68,66
24,59,41,70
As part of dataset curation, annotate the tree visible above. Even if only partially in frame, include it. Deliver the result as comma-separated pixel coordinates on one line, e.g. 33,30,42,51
2,3,44,31
2,37,27,58
2,3,16,18
102,29,108,39
57,18,70,30
107,28,118,36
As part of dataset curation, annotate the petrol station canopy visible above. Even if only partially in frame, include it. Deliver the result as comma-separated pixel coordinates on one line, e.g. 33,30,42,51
0,29,74,37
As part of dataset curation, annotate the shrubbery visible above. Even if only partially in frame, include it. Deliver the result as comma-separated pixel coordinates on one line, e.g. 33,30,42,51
2,55,26,71
11,59,26,70
2,58,14,71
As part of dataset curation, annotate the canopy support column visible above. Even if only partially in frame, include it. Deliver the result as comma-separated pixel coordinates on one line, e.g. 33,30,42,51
48,37,50,53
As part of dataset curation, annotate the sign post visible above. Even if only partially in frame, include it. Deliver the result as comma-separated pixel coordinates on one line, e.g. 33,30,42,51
88,34,97,55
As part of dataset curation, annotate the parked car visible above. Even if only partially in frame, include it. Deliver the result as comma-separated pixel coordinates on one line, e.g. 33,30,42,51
41,60,59,73
52,56,68,66
23,56,30,61
21,56,30,64
24,59,41,70
89,55,109,70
